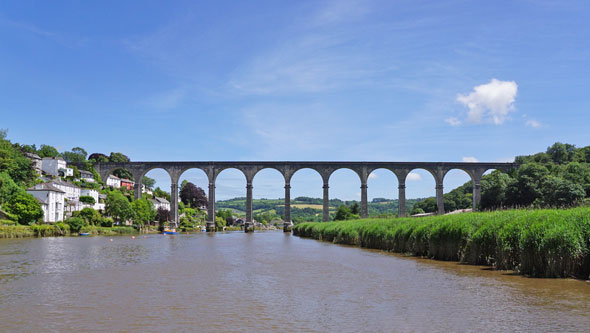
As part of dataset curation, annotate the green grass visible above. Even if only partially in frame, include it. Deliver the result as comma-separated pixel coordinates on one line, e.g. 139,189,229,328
293,207,590,278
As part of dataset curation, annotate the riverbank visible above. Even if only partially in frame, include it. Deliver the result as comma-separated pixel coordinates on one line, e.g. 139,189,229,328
0,224,157,238
293,207,590,279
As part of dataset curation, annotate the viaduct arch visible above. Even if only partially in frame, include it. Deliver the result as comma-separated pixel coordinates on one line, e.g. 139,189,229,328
91,161,518,232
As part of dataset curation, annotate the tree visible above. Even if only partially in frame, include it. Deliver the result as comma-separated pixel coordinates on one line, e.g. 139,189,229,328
79,195,96,205
37,144,60,158
66,217,87,232
480,171,514,209
131,198,156,226
180,182,208,209
77,207,101,225
154,187,170,201
507,163,549,206
62,147,87,163
334,205,352,221
109,152,130,163
112,168,133,180
88,153,109,163
4,193,43,225
156,207,169,225
142,176,156,189
105,191,134,223
0,172,24,204
215,216,226,230
350,202,360,215
0,137,36,185
541,176,585,207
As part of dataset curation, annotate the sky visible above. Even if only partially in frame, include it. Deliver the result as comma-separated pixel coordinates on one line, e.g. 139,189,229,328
1,0,589,200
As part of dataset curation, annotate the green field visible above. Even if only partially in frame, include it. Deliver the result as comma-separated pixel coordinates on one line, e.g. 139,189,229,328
293,207,590,278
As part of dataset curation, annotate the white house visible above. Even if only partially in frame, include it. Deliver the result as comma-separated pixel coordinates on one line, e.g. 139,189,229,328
106,175,121,188
27,183,65,222
41,157,67,176
151,197,170,211
79,170,95,183
50,179,81,201
80,188,104,211
24,152,42,175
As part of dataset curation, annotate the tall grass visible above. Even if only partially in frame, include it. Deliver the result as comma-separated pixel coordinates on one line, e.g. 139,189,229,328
293,207,590,278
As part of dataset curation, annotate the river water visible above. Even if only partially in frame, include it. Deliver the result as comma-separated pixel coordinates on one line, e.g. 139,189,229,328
0,232,589,332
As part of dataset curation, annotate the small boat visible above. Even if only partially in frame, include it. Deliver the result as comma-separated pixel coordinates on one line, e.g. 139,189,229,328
163,228,178,235
79,232,90,236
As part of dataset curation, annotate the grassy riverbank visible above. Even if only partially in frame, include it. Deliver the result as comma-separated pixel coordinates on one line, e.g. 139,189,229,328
293,208,590,278
0,224,150,238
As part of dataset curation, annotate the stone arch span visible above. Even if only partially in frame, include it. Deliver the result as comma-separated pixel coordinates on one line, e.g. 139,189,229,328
84,161,519,230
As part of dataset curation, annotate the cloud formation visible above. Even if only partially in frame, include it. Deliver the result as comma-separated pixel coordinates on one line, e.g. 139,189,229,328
407,172,421,181
462,156,478,162
456,79,518,125
525,119,542,128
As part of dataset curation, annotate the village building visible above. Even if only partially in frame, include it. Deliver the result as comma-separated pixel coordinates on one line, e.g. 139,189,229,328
120,179,134,190
24,152,42,175
41,157,73,177
50,179,81,201
151,197,170,211
106,175,121,188
26,183,65,223
79,170,95,183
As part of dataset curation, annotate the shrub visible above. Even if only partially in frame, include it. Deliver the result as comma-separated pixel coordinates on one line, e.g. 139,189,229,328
66,217,87,233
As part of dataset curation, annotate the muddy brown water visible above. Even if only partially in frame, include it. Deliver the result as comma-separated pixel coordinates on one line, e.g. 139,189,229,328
1,232,589,332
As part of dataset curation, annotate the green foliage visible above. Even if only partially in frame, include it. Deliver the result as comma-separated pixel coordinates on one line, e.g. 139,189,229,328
31,223,69,237
37,144,60,158
334,205,359,221
131,198,156,226
62,147,87,163
109,152,130,163
0,172,25,204
153,187,170,201
105,191,134,223
215,216,226,231
4,193,43,225
79,195,96,205
66,217,87,233
100,217,114,227
142,176,156,189
77,207,101,225
0,136,36,185
294,207,590,278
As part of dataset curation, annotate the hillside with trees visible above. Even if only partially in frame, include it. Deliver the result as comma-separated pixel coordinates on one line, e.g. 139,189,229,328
412,142,590,214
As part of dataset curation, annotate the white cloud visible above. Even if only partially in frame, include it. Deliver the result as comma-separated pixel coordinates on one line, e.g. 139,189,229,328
445,117,461,126
525,119,542,128
462,156,479,162
406,172,421,181
368,173,378,179
456,78,518,125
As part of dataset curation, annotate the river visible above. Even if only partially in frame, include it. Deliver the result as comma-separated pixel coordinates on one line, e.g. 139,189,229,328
1,232,589,332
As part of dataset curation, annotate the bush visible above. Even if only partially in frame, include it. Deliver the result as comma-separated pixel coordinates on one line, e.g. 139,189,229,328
66,217,87,233
0,219,16,226
100,217,114,227
79,195,96,205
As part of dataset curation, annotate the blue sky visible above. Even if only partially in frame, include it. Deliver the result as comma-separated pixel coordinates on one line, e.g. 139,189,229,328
1,0,589,200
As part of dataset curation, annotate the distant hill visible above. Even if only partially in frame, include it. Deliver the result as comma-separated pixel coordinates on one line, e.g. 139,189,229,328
215,196,424,223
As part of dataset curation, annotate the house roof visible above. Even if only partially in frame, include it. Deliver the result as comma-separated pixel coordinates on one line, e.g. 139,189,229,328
28,183,66,193
24,152,41,159
42,156,65,161
152,197,170,204
80,170,93,176
51,179,79,189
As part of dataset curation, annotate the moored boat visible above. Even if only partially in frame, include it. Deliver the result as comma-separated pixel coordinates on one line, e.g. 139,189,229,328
79,232,90,236
163,228,178,235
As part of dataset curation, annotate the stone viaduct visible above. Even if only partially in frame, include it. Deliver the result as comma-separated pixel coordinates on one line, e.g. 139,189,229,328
89,161,518,232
